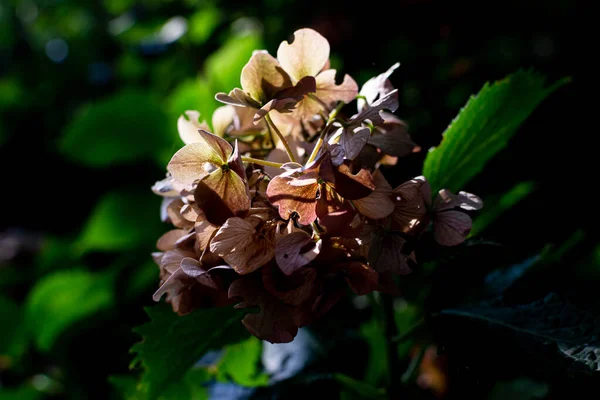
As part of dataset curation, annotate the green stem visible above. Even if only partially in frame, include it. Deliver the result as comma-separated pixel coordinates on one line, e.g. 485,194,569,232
241,156,284,168
265,113,296,163
305,101,346,165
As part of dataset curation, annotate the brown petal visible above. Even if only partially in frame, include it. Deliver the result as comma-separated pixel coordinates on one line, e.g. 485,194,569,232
241,51,293,103
315,70,358,108
266,174,319,225
177,111,211,144
160,248,197,280
194,168,251,226
316,184,359,237
275,230,322,275
329,162,375,200
262,264,319,305
433,210,472,246
229,273,298,343
180,257,236,291
352,170,395,219
277,28,330,82
156,229,190,251
194,218,218,250
209,217,275,275
167,131,233,188
166,198,194,229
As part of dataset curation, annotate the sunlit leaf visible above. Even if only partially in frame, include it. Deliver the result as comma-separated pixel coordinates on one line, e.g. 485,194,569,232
470,181,536,237
60,90,171,167
130,302,249,400
205,33,263,93
422,70,569,194
77,190,164,252
188,8,222,45
24,269,114,351
216,336,269,387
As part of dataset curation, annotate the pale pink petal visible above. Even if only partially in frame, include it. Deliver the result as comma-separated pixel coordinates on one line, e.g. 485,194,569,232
241,51,292,103
277,28,330,82
151,176,179,197
167,131,233,188
212,106,236,137
315,69,358,108
358,63,399,111
177,111,211,144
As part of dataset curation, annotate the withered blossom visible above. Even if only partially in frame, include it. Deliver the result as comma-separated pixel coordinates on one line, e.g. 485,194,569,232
150,27,482,343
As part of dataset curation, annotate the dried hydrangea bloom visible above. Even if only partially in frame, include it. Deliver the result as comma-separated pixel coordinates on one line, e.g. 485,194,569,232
150,27,482,343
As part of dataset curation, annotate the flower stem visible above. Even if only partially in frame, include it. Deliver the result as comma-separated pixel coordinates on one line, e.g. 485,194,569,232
241,156,284,168
305,101,346,165
265,113,296,163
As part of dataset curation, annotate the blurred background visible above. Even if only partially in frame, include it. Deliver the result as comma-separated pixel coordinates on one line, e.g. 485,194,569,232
0,0,591,399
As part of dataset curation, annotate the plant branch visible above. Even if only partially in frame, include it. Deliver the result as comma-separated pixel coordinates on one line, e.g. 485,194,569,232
241,156,284,168
265,113,296,163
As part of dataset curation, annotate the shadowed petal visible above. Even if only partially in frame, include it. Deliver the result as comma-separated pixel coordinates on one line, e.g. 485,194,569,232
368,119,418,158
262,264,319,305
275,230,322,275
351,89,399,127
332,261,378,295
358,63,399,111
229,273,298,343
353,170,395,219
368,232,414,275
316,184,359,236
277,28,330,82
210,217,275,275
433,210,472,246
194,168,251,226
392,176,429,232
329,162,375,200
341,126,371,160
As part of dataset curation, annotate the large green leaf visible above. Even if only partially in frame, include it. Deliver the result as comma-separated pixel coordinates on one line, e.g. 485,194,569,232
60,90,171,167
77,190,164,252
216,336,268,387
440,293,600,372
130,302,249,400
422,70,569,194
24,269,114,351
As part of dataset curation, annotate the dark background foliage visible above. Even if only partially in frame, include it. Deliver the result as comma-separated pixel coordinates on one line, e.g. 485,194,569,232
0,0,593,399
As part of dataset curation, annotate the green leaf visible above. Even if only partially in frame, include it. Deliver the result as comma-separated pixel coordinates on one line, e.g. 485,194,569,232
188,8,222,45
359,317,388,386
216,336,268,387
24,269,114,351
77,190,164,252
0,296,27,364
422,70,569,194
440,293,600,371
60,90,171,168
0,386,43,400
130,302,249,400
335,373,386,399
470,181,536,237
205,33,263,93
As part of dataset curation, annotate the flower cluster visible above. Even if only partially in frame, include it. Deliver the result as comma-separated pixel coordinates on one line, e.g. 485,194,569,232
151,28,482,343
